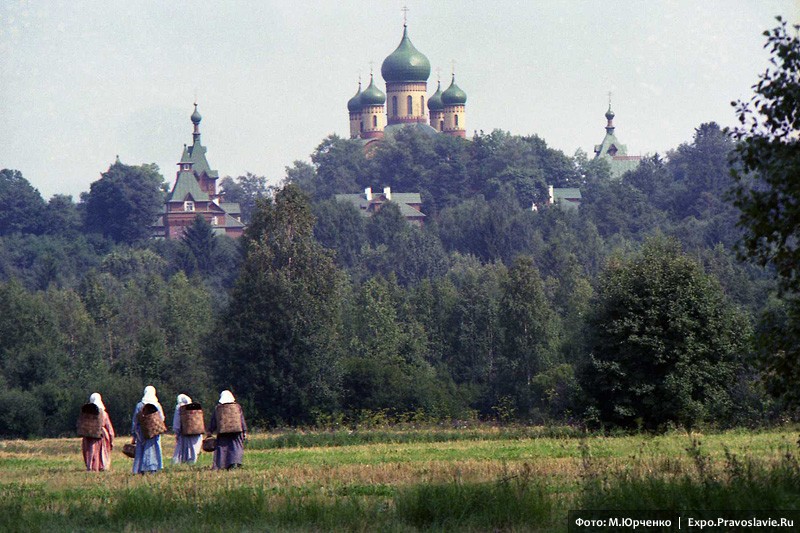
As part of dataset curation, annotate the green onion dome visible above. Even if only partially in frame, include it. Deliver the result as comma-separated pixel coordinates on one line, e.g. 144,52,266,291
190,104,202,124
360,75,386,106
347,82,362,112
605,105,615,121
381,26,431,83
441,75,467,105
427,80,444,111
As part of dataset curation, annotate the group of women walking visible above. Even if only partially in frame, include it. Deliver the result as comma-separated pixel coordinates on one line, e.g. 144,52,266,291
80,386,247,473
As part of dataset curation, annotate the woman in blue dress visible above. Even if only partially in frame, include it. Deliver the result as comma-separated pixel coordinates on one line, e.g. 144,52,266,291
131,385,164,474
171,393,202,464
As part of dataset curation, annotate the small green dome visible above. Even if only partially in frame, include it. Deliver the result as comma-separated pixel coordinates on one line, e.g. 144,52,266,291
605,105,615,121
441,76,467,105
360,75,386,106
191,104,202,124
381,26,431,83
427,80,444,111
347,82,362,112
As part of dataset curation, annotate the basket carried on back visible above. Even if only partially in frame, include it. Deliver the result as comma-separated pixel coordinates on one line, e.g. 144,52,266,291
77,403,103,438
138,403,167,439
215,403,243,434
122,443,136,458
179,403,205,436
202,436,216,452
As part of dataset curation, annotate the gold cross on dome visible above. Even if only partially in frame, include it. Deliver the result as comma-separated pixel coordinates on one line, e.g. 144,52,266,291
401,6,409,25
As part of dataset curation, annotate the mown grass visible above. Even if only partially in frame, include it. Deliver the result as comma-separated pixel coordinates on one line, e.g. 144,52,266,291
1,427,799,531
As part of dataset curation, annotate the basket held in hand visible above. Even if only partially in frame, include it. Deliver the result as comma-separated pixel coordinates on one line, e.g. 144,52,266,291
122,443,136,458
202,436,216,452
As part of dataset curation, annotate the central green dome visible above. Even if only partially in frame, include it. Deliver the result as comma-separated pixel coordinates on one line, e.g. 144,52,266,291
381,26,431,83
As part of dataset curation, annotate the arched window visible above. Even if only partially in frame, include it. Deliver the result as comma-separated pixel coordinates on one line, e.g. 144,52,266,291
420,96,425,113
440,120,444,131
392,96,398,117
360,121,363,132
455,114,459,127
407,95,413,116
372,115,377,127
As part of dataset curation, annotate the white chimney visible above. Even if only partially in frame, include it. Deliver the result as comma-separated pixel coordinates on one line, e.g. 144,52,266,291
383,186,392,200
548,185,554,205
365,187,372,201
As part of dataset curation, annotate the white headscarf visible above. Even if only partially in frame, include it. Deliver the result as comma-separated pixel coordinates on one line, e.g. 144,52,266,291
175,393,192,409
141,385,159,405
218,390,235,404
89,392,105,411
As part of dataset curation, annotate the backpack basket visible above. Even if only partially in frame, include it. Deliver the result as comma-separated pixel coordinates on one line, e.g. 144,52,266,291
202,436,216,452
179,403,205,436
138,403,167,439
216,403,243,434
77,403,103,438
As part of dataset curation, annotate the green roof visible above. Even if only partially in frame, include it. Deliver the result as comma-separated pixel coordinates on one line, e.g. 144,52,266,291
347,83,362,112
167,170,210,202
441,75,467,105
427,80,444,111
335,191,425,219
360,75,386,106
381,25,431,82
219,202,241,215
552,188,582,200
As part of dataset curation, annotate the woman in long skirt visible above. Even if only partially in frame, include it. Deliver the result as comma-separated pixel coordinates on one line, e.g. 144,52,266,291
171,393,202,464
209,390,247,470
81,392,115,471
131,385,164,474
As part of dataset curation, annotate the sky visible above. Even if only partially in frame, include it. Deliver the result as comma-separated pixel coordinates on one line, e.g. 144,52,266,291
1,0,797,200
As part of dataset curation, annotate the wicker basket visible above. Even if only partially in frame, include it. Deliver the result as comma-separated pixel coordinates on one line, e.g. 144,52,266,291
216,403,243,434
77,403,103,438
202,436,216,452
179,403,204,436
138,403,167,439
122,443,136,458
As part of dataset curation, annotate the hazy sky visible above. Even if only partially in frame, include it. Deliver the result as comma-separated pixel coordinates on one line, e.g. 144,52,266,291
1,1,796,200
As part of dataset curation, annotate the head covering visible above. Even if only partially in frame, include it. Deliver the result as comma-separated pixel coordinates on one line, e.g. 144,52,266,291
88,392,105,411
175,394,192,409
141,385,158,405
218,390,235,404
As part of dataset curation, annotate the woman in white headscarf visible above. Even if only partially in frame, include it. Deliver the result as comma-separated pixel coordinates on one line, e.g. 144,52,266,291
171,393,202,464
208,390,247,470
81,392,115,471
131,385,164,474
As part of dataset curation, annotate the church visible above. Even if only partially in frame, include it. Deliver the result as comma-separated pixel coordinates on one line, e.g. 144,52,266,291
154,105,245,239
346,22,468,147
593,102,642,179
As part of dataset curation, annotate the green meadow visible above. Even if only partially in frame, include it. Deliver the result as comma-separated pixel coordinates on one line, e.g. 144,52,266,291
1,427,800,532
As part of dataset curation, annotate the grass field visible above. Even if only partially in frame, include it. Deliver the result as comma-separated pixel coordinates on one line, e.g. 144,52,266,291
1,426,799,531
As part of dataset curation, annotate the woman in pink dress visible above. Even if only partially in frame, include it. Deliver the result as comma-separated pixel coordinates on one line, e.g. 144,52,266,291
81,392,115,471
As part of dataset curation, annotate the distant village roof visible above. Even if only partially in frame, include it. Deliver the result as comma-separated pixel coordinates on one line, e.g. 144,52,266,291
336,187,425,221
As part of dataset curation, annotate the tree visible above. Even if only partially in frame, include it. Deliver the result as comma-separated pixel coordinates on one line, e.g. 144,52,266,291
83,160,164,244
580,238,751,430
495,256,560,416
730,17,800,292
182,215,217,275
0,169,46,235
219,173,270,223
214,184,344,424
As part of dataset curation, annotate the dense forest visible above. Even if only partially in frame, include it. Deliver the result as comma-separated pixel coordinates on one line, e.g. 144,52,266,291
1,20,797,438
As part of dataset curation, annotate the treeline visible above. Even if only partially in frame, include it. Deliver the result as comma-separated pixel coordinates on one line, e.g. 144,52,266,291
0,122,785,437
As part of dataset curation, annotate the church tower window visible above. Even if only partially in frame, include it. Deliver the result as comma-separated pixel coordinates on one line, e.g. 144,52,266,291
392,96,398,117
372,115,377,127
407,95,413,116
